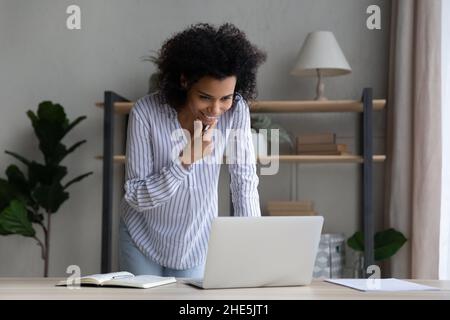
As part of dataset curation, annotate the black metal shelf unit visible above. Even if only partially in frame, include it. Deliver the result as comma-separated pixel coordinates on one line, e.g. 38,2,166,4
101,91,129,273
99,87,377,274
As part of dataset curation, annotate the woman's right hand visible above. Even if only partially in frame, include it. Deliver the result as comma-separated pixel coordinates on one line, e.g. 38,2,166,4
179,119,218,167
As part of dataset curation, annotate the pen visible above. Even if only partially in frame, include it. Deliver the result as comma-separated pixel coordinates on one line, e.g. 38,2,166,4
112,275,131,279
202,124,211,134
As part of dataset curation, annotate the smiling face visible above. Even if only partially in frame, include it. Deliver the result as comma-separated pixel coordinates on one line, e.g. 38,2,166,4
181,75,237,126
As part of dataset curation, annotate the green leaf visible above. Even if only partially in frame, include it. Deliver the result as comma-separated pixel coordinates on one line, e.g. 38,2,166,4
27,101,70,162
28,162,67,187
374,229,407,261
42,143,66,165
57,140,86,163
6,165,30,196
250,114,294,147
250,115,293,147
33,183,69,213
26,110,38,125
0,175,31,212
251,115,271,130
0,200,35,237
63,116,87,138
267,125,293,147
37,101,68,125
38,135,64,164
42,141,84,165
347,231,364,251
0,222,9,235
63,172,93,190
66,140,86,154
5,151,31,166
0,178,16,211
347,229,407,261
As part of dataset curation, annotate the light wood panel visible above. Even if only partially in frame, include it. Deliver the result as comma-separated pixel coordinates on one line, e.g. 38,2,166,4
96,155,387,164
95,99,387,114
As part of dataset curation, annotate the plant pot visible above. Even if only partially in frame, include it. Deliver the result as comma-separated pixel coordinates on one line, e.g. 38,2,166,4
353,252,365,278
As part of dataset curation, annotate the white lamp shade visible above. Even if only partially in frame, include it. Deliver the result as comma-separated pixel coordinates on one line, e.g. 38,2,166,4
291,31,352,77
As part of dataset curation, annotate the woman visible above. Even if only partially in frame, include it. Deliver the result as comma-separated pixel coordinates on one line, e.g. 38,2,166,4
120,23,266,278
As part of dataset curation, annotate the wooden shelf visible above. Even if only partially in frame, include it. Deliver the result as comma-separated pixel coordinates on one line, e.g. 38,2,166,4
95,155,126,162
95,99,386,114
96,154,386,164
250,100,386,113
95,102,132,114
258,155,386,163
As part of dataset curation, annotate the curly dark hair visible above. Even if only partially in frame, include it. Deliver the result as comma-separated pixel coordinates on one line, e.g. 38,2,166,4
153,23,267,110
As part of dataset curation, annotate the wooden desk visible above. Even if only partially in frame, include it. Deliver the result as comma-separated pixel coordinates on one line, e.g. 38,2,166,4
1,278,450,300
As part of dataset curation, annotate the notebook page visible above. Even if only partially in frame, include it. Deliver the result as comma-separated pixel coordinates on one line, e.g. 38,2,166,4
81,271,134,284
325,278,440,292
103,275,176,288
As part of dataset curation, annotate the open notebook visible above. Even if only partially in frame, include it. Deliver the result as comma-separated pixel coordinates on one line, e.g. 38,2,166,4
56,271,176,289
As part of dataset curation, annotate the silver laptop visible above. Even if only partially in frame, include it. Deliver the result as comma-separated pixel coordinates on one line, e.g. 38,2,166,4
186,216,324,289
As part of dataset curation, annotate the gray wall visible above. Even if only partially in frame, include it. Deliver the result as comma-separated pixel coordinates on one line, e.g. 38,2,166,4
0,0,390,276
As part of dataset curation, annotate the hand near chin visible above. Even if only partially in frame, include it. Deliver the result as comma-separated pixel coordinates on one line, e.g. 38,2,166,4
180,119,218,167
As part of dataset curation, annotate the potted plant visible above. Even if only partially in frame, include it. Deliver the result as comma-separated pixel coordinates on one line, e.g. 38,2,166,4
0,101,93,277
250,115,293,157
347,228,407,277
142,53,161,94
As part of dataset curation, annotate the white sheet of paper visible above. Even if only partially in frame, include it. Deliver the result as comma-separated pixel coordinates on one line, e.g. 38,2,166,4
325,278,440,292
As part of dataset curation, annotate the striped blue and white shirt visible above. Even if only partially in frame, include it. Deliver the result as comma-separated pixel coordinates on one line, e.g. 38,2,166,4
121,92,261,269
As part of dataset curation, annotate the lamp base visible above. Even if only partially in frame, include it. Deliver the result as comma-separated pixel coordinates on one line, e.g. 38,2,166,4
315,69,328,101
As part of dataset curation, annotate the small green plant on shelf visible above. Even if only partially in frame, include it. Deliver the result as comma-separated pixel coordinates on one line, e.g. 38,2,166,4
142,53,161,94
250,114,294,150
0,101,93,277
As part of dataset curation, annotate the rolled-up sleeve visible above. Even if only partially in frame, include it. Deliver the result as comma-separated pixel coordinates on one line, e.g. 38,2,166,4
228,99,262,217
124,103,192,212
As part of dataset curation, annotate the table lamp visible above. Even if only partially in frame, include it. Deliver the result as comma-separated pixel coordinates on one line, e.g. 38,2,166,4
291,31,351,100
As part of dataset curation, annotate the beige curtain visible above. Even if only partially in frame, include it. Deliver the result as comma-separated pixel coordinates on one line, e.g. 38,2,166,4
385,0,442,279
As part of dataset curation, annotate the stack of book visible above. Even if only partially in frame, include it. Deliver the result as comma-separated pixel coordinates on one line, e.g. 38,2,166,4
296,133,349,155
267,200,316,216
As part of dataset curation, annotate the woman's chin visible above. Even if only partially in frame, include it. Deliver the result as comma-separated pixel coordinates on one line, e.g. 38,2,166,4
202,119,216,126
